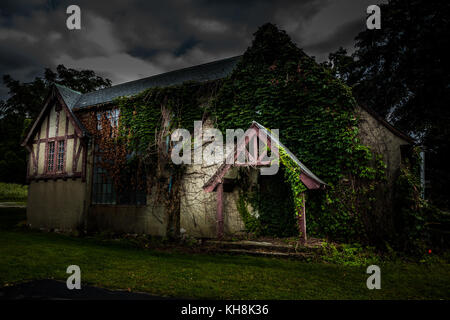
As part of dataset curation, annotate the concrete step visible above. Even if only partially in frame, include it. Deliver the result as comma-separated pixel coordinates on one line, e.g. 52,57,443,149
205,240,322,254
215,248,315,260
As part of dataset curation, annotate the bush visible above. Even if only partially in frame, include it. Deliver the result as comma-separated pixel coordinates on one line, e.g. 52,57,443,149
321,242,381,266
0,182,28,202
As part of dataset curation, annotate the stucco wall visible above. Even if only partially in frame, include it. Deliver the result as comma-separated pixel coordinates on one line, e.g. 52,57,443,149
178,118,248,238
180,163,247,238
357,106,410,179
87,198,167,236
27,179,86,231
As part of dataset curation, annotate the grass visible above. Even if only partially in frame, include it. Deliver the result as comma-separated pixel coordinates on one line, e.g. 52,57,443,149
0,182,27,202
0,207,449,299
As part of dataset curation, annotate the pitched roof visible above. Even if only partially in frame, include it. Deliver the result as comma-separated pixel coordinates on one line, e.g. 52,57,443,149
203,121,327,192
54,83,82,109
72,55,241,110
54,84,88,135
35,55,414,149
22,84,86,146
251,121,327,186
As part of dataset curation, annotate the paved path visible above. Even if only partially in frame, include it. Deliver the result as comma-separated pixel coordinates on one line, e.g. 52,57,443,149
0,279,170,300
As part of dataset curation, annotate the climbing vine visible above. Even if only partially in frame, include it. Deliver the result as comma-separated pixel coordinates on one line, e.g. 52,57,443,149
89,23,400,244
212,23,387,242
115,81,221,237
279,147,307,238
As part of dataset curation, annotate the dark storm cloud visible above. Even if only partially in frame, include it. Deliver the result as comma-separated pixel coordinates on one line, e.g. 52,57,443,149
304,18,364,59
0,0,376,100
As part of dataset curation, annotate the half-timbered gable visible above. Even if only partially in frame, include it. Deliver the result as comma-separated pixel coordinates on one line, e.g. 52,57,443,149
22,84,88,182
22,84,89,232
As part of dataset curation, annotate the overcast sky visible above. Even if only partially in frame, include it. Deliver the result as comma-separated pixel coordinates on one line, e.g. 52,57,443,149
0,0,385,99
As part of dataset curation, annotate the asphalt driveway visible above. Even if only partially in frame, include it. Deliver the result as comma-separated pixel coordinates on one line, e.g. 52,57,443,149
0,279,170,300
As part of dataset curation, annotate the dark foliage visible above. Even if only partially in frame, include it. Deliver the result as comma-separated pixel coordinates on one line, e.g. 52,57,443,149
324,0,450,210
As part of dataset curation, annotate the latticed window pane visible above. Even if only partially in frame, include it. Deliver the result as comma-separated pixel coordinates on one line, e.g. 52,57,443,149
96,109,120,131
92,144,146,205
47,141,55,172
92,150,116,204
57,140,65,171
110,109,120,127
96,112,102,130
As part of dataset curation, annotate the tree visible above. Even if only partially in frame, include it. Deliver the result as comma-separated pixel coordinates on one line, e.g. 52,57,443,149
0,65,111,183
321,47,357,84
44,65,111,96
324,0,450,209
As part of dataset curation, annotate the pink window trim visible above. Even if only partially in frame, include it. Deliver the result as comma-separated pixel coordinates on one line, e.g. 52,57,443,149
45,137,66,174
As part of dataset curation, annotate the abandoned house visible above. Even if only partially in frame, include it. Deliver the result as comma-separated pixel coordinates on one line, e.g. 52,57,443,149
21,54,414,240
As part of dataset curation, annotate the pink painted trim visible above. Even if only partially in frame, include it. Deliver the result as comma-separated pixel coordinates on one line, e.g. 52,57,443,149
28,172,82,182
46,112,49,139
35,142,40,175
74,138,83,171
81,139,87,182
204,163,232,192
299,173,321,190
298,192,307,243
44,139,49,174
216,183,224,239
32,134,76,143
73,136,77,173
21,89,53,147
204,124,324,192
27,145,37,174
44,137,66,175
55,109,60,137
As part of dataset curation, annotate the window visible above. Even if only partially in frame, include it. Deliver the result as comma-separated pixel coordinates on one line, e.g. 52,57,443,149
46,140,65,174
92,155,116,204
47,141,55,172
96,113,102,130
92,145,146,205
57,140,65,171
96,109,120,130
109,109,120,127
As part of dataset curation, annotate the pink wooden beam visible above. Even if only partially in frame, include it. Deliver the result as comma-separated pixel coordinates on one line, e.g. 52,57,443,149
204,163,231,192
216,182,224,239
204,128,257,192
299,172,321,190
298,192,307,243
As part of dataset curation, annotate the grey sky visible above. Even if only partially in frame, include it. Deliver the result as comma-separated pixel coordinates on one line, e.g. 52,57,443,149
0,0,385,99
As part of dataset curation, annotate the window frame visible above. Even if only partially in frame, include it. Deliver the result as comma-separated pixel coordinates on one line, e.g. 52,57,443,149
91,145,146,206
45,137,66,174
96,108,120,130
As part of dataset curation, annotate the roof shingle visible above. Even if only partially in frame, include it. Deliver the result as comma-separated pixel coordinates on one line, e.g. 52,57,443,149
72,55,241,110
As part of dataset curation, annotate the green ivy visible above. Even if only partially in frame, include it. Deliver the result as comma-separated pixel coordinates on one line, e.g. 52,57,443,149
116,23,389,243
211,23,386,242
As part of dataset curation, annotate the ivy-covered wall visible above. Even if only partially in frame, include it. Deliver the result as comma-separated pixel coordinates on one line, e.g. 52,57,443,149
101,23,421,246
211,23,386,243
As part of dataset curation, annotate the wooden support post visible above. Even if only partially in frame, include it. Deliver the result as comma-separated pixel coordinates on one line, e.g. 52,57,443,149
216,182,224,239
298,192,307,243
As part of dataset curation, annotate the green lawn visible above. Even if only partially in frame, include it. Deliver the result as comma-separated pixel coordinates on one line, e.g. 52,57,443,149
0,182,27,202
0,207,449,299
